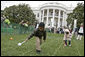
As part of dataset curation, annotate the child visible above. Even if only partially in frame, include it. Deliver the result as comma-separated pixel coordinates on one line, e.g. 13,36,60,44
23,22,46,53
63,27,72,46
69,29,73,46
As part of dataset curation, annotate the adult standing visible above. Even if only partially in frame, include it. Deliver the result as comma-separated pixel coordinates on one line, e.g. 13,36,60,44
77,23,84,40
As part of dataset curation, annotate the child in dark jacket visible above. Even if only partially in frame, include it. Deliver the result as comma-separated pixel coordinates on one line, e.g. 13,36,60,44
22,22,46,53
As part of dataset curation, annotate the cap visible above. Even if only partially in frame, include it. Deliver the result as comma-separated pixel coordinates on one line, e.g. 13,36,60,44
38,22,45,28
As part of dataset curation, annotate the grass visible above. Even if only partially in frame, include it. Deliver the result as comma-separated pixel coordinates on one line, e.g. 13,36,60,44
1,32,84,56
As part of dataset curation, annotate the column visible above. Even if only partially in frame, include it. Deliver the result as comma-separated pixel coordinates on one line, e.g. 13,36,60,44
42,9,44,22
57,10,61,28
62,11,65,27
52,9,55,28
64,12,66,27
74,19,77,31
39,10,41,23
65,12,67,27
46,9,49,28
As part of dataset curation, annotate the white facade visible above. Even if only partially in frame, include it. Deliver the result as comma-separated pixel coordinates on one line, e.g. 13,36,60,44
31,2,74,28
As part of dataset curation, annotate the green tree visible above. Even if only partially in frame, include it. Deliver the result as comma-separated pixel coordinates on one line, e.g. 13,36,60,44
67,13,74,28
1,10,4,17
67,3,84,28
3,3,36,25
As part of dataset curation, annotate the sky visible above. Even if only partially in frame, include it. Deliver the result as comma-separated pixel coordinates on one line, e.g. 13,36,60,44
1,1,84,10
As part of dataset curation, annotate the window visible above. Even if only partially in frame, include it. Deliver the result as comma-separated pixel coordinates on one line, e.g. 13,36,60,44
37,13,39,17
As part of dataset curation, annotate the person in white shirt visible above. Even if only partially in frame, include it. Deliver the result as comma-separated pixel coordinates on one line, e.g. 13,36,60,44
35,21,39,29
77,23,84,40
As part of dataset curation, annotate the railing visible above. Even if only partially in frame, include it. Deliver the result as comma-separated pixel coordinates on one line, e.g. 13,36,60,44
1,23,35,34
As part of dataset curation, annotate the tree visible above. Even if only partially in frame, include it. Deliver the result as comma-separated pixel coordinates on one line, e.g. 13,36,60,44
3,3,36,25
67,13,74,28
1,10,4,17
67,3,84,28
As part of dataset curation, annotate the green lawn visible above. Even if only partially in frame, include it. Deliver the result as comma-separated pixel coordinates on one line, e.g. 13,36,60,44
1,33,84,56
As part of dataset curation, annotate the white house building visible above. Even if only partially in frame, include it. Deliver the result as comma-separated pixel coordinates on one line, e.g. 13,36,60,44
31,2,74,28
